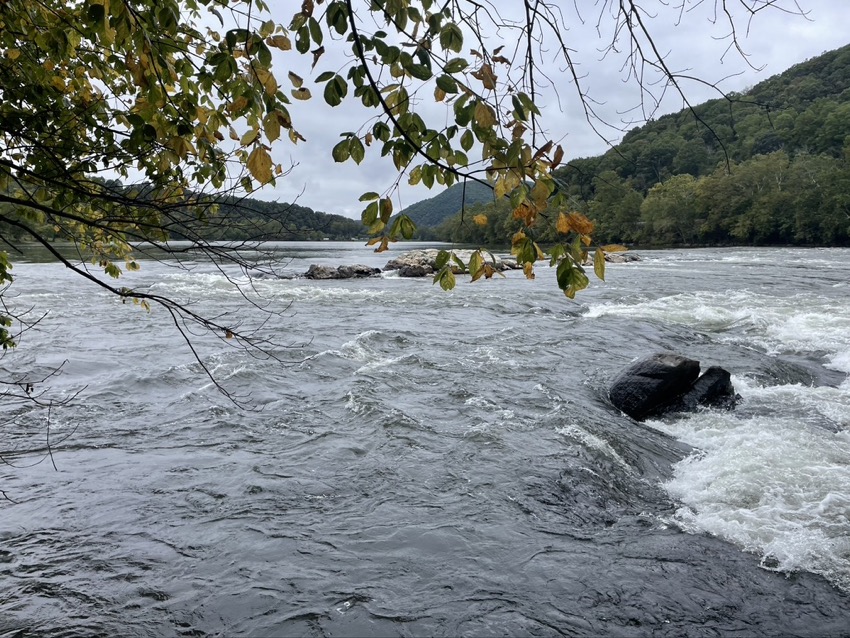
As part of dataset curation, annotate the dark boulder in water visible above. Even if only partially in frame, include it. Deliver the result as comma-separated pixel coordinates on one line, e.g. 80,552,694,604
609,353,700,420
609,354,738,420
664,366,740,414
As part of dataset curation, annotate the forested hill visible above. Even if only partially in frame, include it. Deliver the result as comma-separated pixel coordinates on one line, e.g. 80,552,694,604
182,196,365,241
569,42,850,190
398,181,494,228
436,43,850,247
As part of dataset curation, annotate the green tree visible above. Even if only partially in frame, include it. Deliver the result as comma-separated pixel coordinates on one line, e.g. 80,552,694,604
640,174,700,245
587,171,644,244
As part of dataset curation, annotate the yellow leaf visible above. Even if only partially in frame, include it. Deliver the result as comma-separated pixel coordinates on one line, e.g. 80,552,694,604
228,96,248,114
564,211,594,235
512,201,536,226
6,49,20,60
267,35,292,50
472,214,488,227
167,136,196,159
552,144,564,169
256,68,278,95
556,212,571,234
474,102,496,128
529,180,549,212
264,113,281,142
240,128,259,146
288,71,304,88
247,146,273,183
523,262,535,280
503,169,523,192
291,87,312,100
493,178,508,199
434,86,446,102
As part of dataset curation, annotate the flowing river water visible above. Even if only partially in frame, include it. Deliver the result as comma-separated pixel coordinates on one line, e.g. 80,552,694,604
1,243,848,636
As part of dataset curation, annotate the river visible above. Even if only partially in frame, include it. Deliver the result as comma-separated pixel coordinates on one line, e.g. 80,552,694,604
1,243,848,636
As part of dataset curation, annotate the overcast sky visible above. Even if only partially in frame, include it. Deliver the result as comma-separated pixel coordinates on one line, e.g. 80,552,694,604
254,1,850,219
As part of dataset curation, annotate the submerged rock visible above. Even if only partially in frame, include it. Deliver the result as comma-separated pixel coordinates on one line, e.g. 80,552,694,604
609,353,738,420
303,264,380,279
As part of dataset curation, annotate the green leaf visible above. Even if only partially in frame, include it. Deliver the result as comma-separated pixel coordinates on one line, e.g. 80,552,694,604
468,250,483,279
451,253,466,273
398,214,416,239
549,244,566,267
323,75,345,106
332,138,351,162
349,136,365,164
556,259,590,299
444,57,468,73
379,197,393,223
460,130,474,152
593,249,606,281
433,266,456,291
308,17,323,45
359,191,380,202
436,74,458,94
361,201,379,225
440,23,463,53
407,63,432,81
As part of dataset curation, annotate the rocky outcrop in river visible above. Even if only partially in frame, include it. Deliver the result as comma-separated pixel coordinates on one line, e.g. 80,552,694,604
383,249,516,277
301,248,640,280
303,264,380,279
609,353,739,420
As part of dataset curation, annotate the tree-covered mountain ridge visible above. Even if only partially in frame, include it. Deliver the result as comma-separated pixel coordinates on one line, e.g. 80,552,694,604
433,42,850,247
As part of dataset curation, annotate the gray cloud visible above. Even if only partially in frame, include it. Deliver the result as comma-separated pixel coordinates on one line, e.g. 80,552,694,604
259,1,849,218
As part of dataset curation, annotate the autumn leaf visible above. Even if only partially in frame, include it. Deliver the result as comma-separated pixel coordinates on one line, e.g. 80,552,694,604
474,101,496,127
247,146,273,183
472,63,497,90
288,71,304,88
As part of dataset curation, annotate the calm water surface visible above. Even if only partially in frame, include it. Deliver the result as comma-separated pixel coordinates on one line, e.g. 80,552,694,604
1,243,848,636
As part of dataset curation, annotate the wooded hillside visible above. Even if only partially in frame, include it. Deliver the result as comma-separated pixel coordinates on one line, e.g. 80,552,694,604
435,43,850,247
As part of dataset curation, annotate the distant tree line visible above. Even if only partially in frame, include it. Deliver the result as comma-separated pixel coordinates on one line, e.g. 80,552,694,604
0,185,366,245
